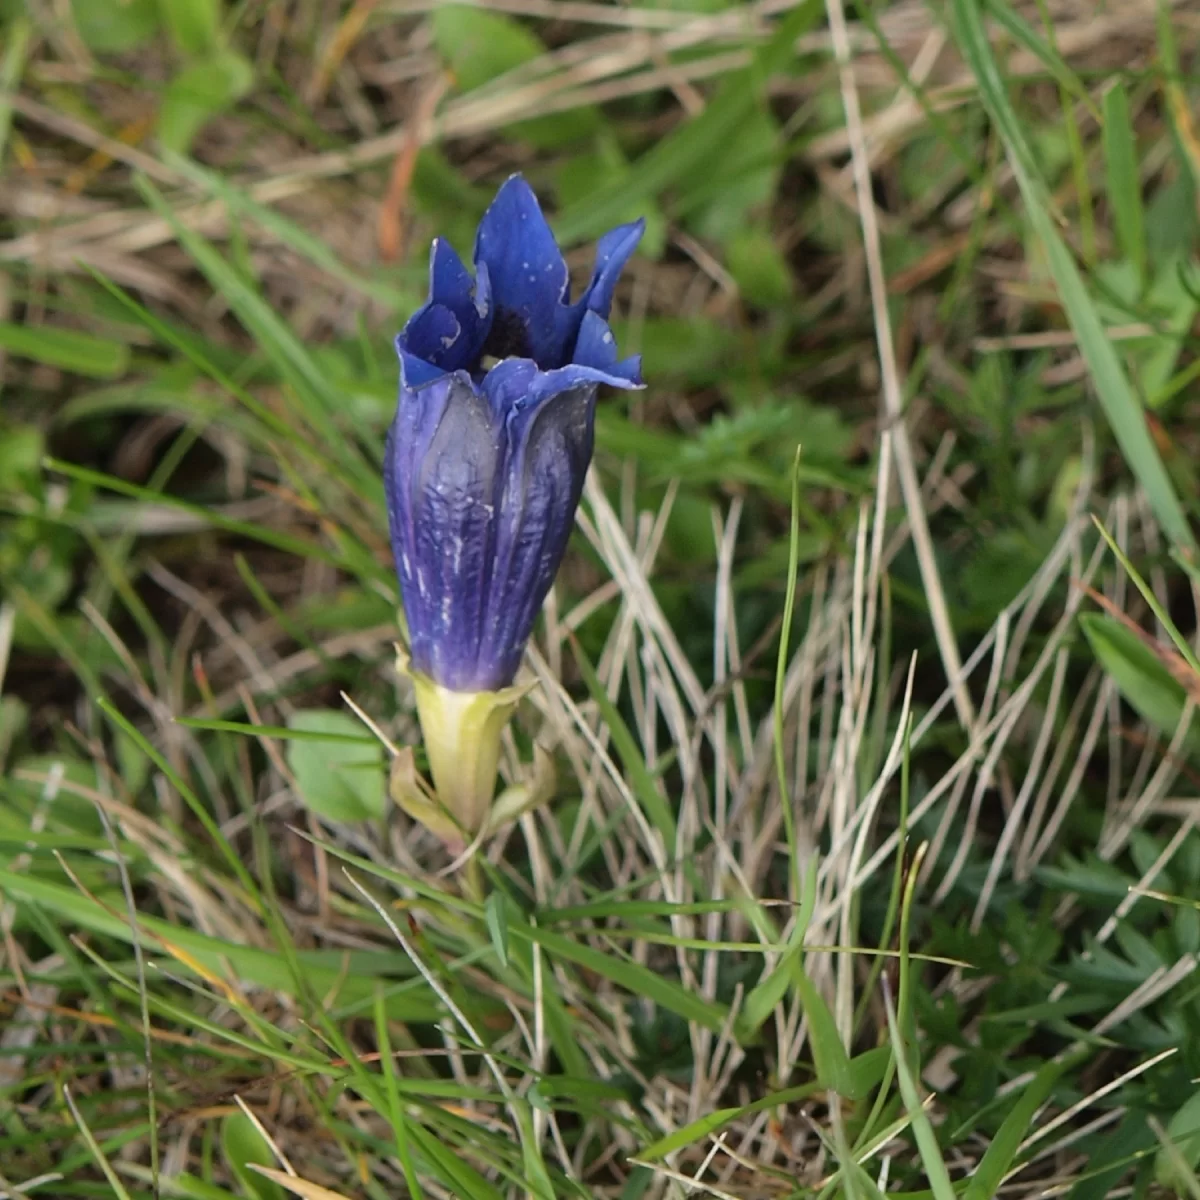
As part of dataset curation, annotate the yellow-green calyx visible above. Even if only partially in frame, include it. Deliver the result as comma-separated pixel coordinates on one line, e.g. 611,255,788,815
390,646,555,850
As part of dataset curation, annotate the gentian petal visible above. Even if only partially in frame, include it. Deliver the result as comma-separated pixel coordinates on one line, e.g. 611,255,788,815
427,238,492,370
483,383,598,688
479,358,541,421
578,219,646,321
479,338,641,423
396,309,461,387
397,239,493,385
386,373,456,651
386,373,505,692
474,176,570,366
429,237,474,309
527,361,642,405
571,309,643,385
548,220,645,364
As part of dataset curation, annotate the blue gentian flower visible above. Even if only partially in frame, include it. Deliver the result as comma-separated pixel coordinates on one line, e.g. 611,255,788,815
385,175,644,694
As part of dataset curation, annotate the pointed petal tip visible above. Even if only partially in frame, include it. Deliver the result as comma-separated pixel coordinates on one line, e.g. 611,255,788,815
617,216,648,245
426,238,473,314
428,235,460,275
474,174,571,367
617,354,644,387
578,218,646,324
495,172,536,200
483,174,547,228
621,218,647,256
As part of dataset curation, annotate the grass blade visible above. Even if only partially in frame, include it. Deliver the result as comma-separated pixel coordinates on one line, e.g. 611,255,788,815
1103,84,1147,284
951,0,1195,551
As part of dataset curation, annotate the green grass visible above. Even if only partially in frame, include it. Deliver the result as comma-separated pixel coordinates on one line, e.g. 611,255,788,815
4,0,1200,1197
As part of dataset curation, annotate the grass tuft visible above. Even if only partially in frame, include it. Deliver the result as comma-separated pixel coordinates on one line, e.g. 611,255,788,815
4,1,1200,1197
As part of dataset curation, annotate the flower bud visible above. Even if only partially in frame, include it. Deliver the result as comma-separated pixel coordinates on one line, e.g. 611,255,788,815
384,176,644,843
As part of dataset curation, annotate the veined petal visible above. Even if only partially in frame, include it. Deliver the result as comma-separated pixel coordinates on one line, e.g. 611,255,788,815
385,374,457,648
483,383,598,688
386,373,506,692
474,176,570,366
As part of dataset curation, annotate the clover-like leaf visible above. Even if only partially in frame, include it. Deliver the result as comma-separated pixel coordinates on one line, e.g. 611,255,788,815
286,710,385,824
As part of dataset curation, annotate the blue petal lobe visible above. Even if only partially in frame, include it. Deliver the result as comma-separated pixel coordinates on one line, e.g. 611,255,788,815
428,238,492,370
528,363,643,407
397,239,493,380
580,219,645,319
396,308,460,385
429,238,473,307
474,176,570,367
480,341,642,425
479,357,540,421
551,219,645,365
571,310,643,384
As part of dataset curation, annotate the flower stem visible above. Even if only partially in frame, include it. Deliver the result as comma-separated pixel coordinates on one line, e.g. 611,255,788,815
461,853,486,904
